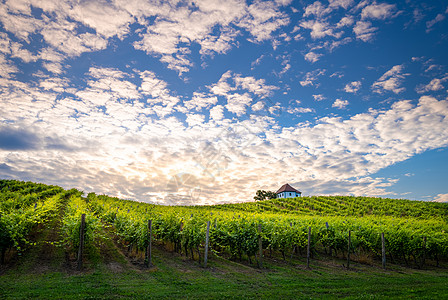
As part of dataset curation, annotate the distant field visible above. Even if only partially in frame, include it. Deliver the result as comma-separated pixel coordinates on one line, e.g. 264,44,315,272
1,179,448,299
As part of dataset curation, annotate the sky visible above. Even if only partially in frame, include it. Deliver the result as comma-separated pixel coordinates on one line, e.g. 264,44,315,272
0,0,448,205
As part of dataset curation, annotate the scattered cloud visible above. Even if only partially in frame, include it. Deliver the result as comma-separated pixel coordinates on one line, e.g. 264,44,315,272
361,3,397,20
0,0,293,76
287,107,314,114
372,65,408,94
353,21,377,42
344,80,362,93
184,92,218,111
433,193,448,203
304,51,323,63
426,14,445,33
2,57,448,204
299,0,398,61
209,105,225,121
0,54,18,78
313,94,326,101
416,76,447,93
300,69,326,86
336,16,354,28
332,98,349,109
300,20,341,39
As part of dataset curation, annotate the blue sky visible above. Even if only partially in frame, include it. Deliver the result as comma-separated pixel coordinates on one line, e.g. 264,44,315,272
0,0,448,204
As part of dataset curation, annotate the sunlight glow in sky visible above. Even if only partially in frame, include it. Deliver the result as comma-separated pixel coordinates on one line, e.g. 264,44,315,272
1,0,448,204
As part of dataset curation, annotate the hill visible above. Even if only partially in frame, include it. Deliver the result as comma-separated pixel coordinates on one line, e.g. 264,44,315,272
203,195,448,220
1,179,448,298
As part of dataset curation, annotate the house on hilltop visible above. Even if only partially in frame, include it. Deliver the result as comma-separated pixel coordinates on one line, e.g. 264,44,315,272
276,183,301,199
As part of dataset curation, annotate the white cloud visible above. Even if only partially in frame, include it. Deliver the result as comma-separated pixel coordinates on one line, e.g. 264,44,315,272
10,41,38,63
0,54,18,78
238,0,290,42
39,77,69,93
42,62,63,74
0,0,291,76
300,20,340,39
303,1,327,18
186,113,205,127
78,67,141,102
353,21,377,42
234,73,278,98
303,0,353,18
0,6,42,42
251,54,265,68
140,70,171,98
416,77,447,94
41,29,108,57
70,1,133,39
300,69,326,86
2,68,448,204
209,70,234,96
372,65,407,94
278,62,291,76
304,51,323,63
332,98,349,109
251,101,265,111
184,92,218,111
285,96,448,183
336,16,354,28
287,107,314,114
209,105,225,121
208,71,279,116
313,94,326,101
133,0,290,74
433,193,448,203
199,27,240,56
426,14,445,33
344,80,362,93
361,3,396,20
225,92,252,116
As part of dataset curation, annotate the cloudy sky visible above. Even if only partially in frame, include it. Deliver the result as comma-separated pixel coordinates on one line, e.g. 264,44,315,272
1,0,448,205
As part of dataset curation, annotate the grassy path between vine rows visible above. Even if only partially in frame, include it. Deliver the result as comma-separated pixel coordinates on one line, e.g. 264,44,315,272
1,236,448,299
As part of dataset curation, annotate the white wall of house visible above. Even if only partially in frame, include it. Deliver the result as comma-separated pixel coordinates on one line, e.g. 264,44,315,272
277,191,301,198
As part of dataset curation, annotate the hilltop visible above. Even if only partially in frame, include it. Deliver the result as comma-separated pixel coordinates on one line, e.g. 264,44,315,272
203,195,448,220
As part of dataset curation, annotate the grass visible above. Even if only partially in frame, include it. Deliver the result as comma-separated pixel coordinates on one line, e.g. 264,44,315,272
2,243,448,299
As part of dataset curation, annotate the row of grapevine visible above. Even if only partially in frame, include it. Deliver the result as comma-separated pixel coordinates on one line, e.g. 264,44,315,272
209,195,448,220
85,193,448,268
61,191,104,255
2,179,446,269
0,180,71,264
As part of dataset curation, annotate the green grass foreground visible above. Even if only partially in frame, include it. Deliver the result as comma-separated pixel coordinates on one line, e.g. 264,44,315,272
2,246,448,299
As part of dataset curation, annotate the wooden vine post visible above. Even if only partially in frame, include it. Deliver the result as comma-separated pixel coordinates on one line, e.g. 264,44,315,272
258,223,263,268
381,232,386,270
325,222,332,256
204,221,210,268
422,236,427,268
307,227,311,269
77,213,86,271
145,219,152,267
346,230,351,269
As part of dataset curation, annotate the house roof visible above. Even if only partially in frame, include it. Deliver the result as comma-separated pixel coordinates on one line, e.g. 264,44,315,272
276,183,301,194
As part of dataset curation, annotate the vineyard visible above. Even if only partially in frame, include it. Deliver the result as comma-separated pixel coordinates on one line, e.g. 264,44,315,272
1,179,447,272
